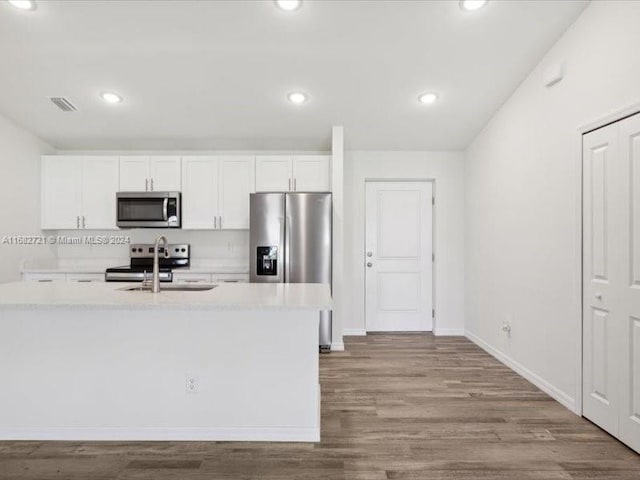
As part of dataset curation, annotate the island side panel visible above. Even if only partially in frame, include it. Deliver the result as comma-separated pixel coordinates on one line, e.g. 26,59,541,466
0,308,320,442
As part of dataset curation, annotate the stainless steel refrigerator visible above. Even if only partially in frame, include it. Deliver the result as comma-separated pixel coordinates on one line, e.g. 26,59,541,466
249,193,332,352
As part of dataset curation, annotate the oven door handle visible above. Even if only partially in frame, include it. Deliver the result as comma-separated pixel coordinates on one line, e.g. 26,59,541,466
163,198,169,221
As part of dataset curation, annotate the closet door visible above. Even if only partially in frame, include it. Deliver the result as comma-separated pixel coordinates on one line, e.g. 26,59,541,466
618,113,640,453
583,123,621,436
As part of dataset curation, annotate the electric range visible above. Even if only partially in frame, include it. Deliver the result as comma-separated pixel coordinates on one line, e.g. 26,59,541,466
105,243,190,282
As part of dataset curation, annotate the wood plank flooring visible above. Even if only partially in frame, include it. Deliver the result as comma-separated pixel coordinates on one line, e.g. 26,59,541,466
0,334,638,479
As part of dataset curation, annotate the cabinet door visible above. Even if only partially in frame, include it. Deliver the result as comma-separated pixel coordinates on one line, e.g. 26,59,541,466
181,156,218,229
293,155,331,192
150,156,181,191
219,156,254,229
119,156,149,191
81,156,119,229
255,155,292,192
41,156,82,229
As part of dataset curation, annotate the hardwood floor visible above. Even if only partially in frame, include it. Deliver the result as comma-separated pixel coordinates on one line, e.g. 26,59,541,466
0,334,638,479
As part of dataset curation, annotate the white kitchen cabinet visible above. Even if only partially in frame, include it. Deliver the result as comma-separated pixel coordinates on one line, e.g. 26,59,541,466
181,156,254,230
41,156,119,230
119,156,181,192
255,155,330,192
293,155,331,192
255,156,293,192
41,156,82,230
81,156,119,229
218,156,255,229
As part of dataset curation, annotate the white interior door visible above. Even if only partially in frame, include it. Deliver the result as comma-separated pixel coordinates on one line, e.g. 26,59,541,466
365,181,433,332
583,123,621,436
618,113,640,452
583,111,640,454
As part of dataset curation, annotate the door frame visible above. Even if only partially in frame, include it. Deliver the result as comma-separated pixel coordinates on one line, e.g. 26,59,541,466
577,102,640,416
363,178,436,333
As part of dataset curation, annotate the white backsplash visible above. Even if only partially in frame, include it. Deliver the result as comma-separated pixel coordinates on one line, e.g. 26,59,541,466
54,229,249,263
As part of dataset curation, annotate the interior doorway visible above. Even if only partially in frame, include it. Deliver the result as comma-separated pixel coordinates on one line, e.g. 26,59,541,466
364,181,434,332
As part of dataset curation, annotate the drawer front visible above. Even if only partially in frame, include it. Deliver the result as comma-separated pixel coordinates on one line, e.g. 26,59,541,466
23,273,67,282
173,273,212,284
67,273,104,283
214,273,249,283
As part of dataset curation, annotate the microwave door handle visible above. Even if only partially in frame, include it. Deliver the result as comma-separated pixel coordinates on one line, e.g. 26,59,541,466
163,198,169,221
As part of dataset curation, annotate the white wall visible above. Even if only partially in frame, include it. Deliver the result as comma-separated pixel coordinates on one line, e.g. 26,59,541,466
0,114,56,283
464,1,640,412
343,151,465,336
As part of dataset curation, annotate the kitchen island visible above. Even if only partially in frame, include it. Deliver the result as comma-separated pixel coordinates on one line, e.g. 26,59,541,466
0,282,331,442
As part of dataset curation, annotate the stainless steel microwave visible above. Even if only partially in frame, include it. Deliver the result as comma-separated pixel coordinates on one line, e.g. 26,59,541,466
116,192,181,228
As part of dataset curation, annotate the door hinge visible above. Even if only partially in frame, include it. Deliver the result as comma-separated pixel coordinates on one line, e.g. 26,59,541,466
432,196,435,205
432,253,435,262
432,309,435,318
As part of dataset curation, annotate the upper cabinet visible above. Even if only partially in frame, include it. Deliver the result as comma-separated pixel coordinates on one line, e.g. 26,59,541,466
119,156,181,192
255,155,331,192
41,156,119,230
181,156,255,230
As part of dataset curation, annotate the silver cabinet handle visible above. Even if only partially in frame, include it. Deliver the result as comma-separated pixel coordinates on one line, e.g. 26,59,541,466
294,178,297,191
367,262,373,268
214,216,217,229
219,216,222,229
82,216,86,229
76,216,80,228
288,178,292,191
145,178,148,191
150,178,154,191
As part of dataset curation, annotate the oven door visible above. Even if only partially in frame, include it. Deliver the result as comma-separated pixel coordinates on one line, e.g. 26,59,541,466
117,192,181,228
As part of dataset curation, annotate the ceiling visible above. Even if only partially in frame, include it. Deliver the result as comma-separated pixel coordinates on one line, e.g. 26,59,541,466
0,0,588,151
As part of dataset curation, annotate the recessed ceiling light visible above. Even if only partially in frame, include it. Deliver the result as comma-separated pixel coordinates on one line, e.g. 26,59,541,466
418,92,439,105
459,0,488,11
100,91,123,104
288,92,308,105
7,0,36,10
275,0,301,12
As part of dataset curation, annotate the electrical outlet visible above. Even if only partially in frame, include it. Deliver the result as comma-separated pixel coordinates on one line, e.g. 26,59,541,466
185,375,199,394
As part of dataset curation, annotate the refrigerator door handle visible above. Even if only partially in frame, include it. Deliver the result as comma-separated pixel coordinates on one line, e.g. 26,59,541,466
284,214,291,283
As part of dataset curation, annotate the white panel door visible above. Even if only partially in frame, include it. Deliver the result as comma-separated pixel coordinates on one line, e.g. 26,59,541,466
365,181,433,332
618,113,640,452
293,155,331,192
583,124,620,436
41,156,81,230
80,156,119,230
255,155,293,192
219,156,254,229
119,156,150,191
181,156,218,230
150,156,181,191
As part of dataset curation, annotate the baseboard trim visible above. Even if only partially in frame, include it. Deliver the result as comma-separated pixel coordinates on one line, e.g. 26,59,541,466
342,328,366,336
465,330,577,414
434,328,465,336
0,426,320,442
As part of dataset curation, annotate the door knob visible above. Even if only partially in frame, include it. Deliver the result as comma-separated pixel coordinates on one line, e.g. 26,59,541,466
367,262,373,268
595,293,603,300
366,251,373,257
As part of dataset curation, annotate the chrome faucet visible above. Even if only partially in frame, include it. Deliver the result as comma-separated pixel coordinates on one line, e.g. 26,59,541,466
152,234,169,293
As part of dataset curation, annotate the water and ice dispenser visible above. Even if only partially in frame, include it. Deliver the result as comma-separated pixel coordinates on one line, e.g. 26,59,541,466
256,246,278,276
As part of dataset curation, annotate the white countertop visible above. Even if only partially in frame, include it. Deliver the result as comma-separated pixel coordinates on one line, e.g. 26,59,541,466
0,281,331,311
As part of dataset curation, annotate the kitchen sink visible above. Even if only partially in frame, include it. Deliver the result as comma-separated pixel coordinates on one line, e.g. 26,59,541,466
119,284,217,292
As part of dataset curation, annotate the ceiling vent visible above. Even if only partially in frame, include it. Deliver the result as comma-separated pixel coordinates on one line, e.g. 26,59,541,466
49,97,77,112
